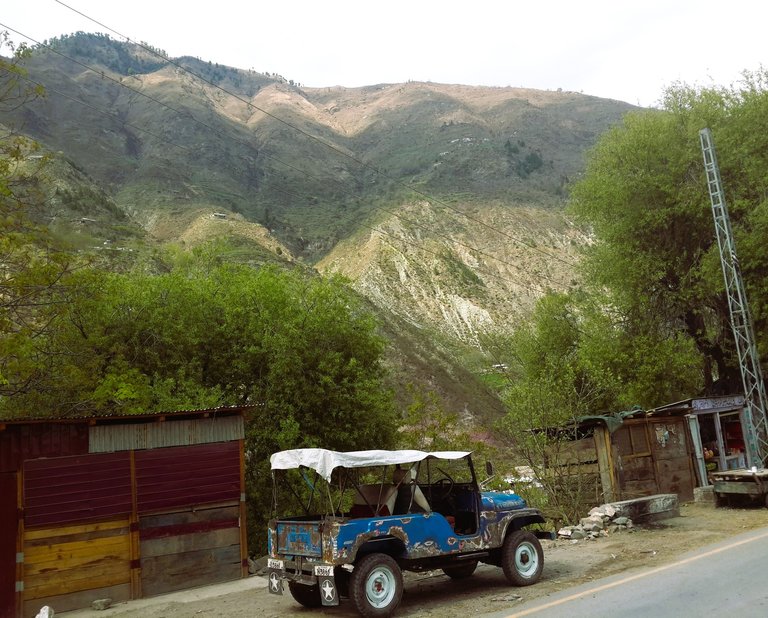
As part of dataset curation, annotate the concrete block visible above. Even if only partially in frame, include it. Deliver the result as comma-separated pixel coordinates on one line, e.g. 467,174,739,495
606,494,679,523
694,485,716,504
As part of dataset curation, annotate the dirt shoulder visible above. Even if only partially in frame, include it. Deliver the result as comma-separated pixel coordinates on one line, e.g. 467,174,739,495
62,502,768,618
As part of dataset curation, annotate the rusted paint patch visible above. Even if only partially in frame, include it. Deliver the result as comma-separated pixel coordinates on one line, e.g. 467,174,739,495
277,521,322,557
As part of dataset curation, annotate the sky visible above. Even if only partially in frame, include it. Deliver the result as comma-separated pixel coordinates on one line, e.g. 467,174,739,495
2,0,766,108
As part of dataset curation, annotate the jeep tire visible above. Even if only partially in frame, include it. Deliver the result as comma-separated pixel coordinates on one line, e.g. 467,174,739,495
501,530,543,586
350,553,403,617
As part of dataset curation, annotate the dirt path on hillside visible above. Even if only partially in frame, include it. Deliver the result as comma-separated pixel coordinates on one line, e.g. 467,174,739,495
63,503,768,618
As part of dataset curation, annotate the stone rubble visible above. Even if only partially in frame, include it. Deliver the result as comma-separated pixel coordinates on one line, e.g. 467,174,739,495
557,503,634,540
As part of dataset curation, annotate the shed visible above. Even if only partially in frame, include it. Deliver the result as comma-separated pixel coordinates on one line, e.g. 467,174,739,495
542,395,756,510
0,406,250,618
542,405,700,507
649,395,748,485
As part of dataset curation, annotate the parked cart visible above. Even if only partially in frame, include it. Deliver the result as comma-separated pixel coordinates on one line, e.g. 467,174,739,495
711,468,768,507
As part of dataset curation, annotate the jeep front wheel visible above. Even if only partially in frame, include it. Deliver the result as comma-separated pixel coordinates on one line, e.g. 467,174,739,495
501,530,543,586
350,553,403,617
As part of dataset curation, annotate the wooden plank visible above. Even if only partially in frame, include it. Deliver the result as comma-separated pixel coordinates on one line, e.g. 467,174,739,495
23,582,130,616
595,428,616,502
140,546,241,597
712,469,768,480
650,421,688,459
129,449,141,601
620,456,656,482
24,536,130,572
140,517,239,540
138,505,239,529
25,559,130,596
24,532,129,560
25,526,129,548
545,438,598,465
622,479,659,497
16,472,23,618
26,555,129,586
24,518,128,541
714,481,763,495
656,459,695,501
140,527,240,558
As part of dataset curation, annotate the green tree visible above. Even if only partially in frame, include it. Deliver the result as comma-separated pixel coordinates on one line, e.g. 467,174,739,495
570,73,768,396
6,244,397,550
500,73,768,521
499,293,607,524
0,34,74,403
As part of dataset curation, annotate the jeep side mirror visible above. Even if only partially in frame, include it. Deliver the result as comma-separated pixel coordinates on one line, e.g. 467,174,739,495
486,461,494,476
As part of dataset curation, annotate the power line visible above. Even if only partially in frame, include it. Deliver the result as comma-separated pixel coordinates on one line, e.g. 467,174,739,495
50,0,577,268
6,22,574,289
5,18,577,291
0,23,359,201
17,74,192,152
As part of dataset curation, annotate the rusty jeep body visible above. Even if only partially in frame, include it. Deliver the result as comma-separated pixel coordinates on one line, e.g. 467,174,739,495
266,449,548,617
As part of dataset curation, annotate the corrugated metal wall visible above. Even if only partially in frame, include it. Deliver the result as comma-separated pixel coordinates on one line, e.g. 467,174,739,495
88,416,244,453
4,414,246,616
136,442,241,513
0,424,88,474
24,453,132,528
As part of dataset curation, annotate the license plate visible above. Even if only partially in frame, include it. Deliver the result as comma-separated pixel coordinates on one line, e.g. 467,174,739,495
314,565,334,577
268,558,284,570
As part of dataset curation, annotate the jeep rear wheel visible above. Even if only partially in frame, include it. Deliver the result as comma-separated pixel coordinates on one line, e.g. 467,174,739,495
350,553,403,617
442,559,478,579
501,530,543,586
288,580,322,607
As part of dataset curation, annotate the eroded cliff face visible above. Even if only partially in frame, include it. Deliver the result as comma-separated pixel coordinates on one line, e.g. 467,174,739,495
317,200,586,346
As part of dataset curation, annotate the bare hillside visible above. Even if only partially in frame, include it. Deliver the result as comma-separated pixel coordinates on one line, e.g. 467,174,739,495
318,200,584,344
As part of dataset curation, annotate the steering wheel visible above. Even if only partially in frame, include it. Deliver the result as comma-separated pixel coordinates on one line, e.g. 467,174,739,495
433,469,455,499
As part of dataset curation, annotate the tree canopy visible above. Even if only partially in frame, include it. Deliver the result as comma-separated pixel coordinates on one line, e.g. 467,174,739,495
570,73,768,397
503,71,768,439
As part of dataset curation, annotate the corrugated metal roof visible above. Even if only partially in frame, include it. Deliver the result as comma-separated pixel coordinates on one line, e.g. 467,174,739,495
89,415,245,452
650,394,744,415
0,404,259,425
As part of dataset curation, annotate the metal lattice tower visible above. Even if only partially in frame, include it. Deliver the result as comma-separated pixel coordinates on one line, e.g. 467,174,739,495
700,127,768,467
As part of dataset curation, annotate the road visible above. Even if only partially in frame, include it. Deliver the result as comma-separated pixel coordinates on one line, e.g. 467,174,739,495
485,525,768,618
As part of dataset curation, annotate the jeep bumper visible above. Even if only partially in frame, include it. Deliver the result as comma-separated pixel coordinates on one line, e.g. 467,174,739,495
267,558,339,606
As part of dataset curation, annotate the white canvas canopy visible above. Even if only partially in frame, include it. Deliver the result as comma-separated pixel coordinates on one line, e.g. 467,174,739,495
270,448,472,482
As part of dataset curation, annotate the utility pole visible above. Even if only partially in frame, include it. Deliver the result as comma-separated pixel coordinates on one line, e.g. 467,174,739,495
699,127,768,467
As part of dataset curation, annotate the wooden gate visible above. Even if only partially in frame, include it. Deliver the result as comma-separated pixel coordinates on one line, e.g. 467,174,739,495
22,453,134,616
650,419,695,501
135,442,243,597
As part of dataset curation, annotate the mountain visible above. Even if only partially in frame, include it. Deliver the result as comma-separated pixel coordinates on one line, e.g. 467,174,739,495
2,32,636,421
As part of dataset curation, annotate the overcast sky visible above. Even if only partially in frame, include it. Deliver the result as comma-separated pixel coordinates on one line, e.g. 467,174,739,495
2,0,766,107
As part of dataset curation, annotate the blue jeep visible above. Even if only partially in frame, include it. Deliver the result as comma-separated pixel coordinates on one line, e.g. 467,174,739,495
266,449,548,617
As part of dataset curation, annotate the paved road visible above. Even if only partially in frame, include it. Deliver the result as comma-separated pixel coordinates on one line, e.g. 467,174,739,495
485,525,768,618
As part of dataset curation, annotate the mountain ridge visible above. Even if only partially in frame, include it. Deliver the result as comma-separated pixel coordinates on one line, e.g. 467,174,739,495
3,31,634,354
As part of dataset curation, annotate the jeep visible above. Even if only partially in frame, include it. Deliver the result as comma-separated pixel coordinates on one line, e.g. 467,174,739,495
266,448,548,617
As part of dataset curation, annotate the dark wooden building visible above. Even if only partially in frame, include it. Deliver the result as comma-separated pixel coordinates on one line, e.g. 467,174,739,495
0,407,249,618
543,396,749,508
